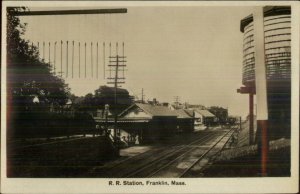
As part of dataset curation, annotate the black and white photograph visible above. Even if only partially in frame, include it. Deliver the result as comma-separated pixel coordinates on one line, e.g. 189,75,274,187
1,1,299,193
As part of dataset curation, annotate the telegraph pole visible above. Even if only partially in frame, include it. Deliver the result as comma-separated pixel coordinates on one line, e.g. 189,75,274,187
174,96,180,109
142,88,144,103
107,42,126,155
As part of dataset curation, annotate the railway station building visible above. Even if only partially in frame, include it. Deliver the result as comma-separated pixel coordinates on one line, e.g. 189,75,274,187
94,103,179,143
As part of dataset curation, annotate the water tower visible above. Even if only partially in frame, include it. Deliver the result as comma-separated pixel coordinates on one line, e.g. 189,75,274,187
238,6,291,142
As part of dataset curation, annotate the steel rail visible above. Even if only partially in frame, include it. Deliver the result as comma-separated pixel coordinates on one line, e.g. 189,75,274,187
146,128,235,178
179,127,236,177
92,131,217,175
124,131,223,178
145,133,226,178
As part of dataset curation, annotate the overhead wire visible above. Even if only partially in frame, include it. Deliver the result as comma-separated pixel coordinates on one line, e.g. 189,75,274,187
54,41,57,74
109,14,112,79
79,42,81,78
85,42,87,78
66,41,69,77
28,11,124,80
103,14,106,79
84,15,87,79
48,42,51,66
122,42,125,78
91,42,93,78
72,41,74,78
97,42,98,79
60,40,63,77
103,42,105,79
43,41,45,61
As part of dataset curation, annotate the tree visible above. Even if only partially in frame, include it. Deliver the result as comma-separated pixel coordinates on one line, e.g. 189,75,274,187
75,86,134,114
94,86,134,114
7,7,70,108
7,7,70,138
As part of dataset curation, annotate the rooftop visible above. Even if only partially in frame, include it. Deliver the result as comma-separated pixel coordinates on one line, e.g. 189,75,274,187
120,103,178,117
194,109,215,117
174,109,194,119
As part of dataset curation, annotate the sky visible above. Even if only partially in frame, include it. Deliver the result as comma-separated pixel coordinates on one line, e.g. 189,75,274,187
19,6,254,117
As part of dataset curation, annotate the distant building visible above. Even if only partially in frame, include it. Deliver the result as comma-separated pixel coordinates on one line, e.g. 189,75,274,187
161,102,169,107
173,109,194,132
147,98,159,105
186,104,206,110
192,109,216,127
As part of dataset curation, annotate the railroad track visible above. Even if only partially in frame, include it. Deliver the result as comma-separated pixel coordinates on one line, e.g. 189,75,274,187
90,130,223,177
122,129,228,178
179,127,235,177
125,126,235,178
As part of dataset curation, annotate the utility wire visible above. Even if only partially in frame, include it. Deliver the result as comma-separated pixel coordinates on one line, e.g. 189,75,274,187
48,42,51,66
43,42,45,61
85,42,87,78
122,42,125,77
91,42,93,78
72,41,74,78
79,42,81,78
103,42,105,79
66,41,69,77
60,40,63,77
54,41,57,74
97,42,98,79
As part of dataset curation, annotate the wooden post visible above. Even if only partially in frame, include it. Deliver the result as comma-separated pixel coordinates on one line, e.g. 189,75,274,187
249,93,254,144
253,6,269,176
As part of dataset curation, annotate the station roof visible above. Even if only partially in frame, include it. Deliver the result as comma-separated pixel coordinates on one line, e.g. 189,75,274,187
174,109,194,119
194,109,215,118
94,117,150,123
119,103,178,118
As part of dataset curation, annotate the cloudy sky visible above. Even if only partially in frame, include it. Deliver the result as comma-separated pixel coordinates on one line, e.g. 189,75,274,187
19,5,255,117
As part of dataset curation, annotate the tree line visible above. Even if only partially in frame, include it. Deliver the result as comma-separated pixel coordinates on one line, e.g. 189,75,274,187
6,7,133,139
